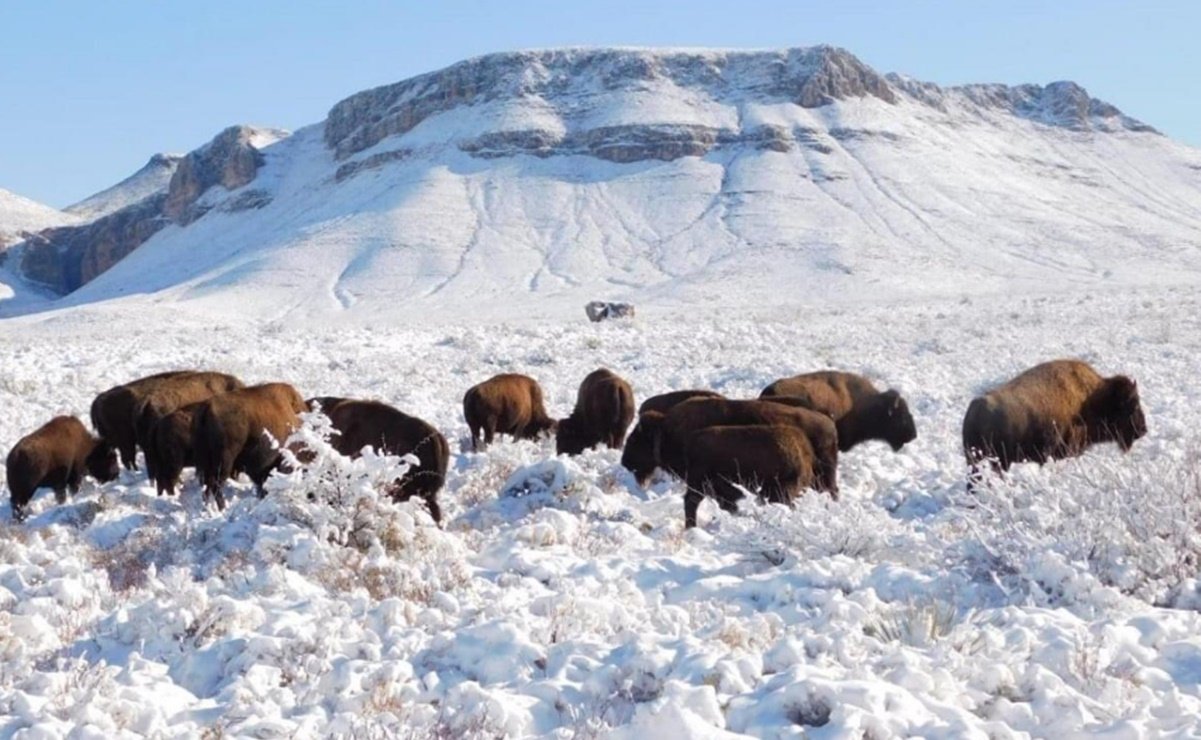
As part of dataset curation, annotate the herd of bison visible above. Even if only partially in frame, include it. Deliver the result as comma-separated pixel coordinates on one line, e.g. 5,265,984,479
5,359,1147,529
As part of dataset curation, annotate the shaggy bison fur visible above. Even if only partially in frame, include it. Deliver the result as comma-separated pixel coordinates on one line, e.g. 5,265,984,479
962,359,1147,486
90,370,194,470
556,369,636,455
320,399,450,524
463,374,556,451
621,397,839,496
638,389,724,416
136,372,244,478
7,416,119,521
682,424,818,528
147,403,207,497
193,383,307,510
760,371,917,452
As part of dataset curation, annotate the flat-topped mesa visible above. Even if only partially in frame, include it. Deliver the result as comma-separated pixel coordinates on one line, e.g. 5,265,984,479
323,46,899,160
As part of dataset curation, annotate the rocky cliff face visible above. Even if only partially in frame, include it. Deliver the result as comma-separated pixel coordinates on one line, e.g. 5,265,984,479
324,47,1148,172
324,47,901,163
18,126,278,293
163,126,270,224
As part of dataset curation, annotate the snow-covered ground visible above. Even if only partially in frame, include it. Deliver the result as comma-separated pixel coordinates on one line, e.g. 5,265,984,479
0,189,78,253
2,285,1200,738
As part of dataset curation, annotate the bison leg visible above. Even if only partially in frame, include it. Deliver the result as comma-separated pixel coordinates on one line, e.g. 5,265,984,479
119,441,139,471
684,488,704,529
761,477,795,506
424,495,442,525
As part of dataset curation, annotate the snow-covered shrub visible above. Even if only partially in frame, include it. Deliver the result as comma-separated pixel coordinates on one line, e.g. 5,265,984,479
730,491,910,566
257,409,472,603
948,446,1201,609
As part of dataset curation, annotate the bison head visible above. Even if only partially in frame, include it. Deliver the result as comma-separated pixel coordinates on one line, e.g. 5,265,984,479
1105,376,1147,452
555,416,591,456
621,412,664,486
86,440,120,483
880,390,918,451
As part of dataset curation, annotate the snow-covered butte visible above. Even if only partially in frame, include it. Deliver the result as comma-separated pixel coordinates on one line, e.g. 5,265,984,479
1,45,1199,322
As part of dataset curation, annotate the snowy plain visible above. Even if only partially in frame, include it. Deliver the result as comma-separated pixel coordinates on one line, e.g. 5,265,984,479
1,284,1200,738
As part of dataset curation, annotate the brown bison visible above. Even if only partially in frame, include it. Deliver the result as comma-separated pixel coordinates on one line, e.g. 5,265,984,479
135,372,244,477
147,403,206,497
621,397,839,496
193,383,307,510
683,424,819,528
556,369,636,455
638,389,724,416
463,374,556,451
91,370,194,470
311,397,449,523
761,371,917,452
7,416,119,521
962,359,1147,486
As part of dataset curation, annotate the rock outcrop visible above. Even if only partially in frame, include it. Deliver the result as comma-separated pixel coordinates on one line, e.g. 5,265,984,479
326,47,1149,173
18,126,278,293
163,126,269,224
324,47,900,162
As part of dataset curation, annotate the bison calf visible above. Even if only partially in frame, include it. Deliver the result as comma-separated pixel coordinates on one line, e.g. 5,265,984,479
193,383,307,510
962,359,1147,487
463,374,556,451
683,424,818,529
556,369,636,455
7,416,119,521
319,399,450,524
761,371,917,452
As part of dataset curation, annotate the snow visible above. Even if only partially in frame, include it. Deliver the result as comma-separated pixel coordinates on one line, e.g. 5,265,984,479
0,189,79,247
62,155,179,221
2,285,1201,737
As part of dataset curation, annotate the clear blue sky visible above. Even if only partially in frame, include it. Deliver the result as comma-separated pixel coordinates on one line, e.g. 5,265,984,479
2,0,1198,208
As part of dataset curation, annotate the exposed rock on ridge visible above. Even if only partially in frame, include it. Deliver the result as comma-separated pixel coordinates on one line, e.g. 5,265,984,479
19,126,278,293
324,46,898,161
325,47,1150,169
163,126,271,224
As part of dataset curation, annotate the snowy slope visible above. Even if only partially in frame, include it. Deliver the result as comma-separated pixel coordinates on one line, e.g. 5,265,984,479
64,153,181,221
5,47,1200,323
0,188,79,247
0,189,82,309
